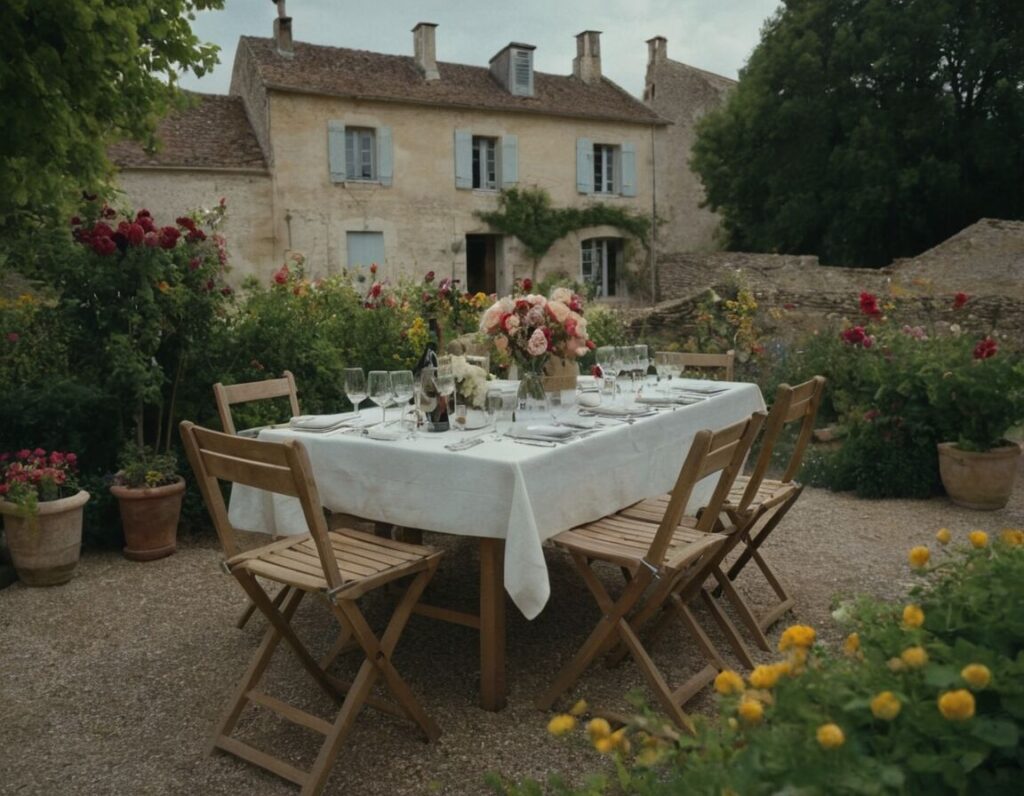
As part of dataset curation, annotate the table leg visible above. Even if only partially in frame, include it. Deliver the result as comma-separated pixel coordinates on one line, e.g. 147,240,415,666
479,538,507,711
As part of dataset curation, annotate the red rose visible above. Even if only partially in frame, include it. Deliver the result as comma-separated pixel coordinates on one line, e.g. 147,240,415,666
117,220,131,235
273,266,289,285
369,282,382,298
515,299,530,312
176,216,196,231
92,236,117,256
973,336,997,359
65,453,77,466
565,318,578,337
137,215,156,233
841,326,867,346
186,229,207,243
32,447,45,457
859,292,881,317
189,257,202,271
5,332,19,343
522,278,533,292
136,209,151,219
862,335,875,349
126,223,145,246
586,339,595,350
143,232,159,248
424,271,435,283
952,292,969,310
499,312,514,333
159,226,180,249
16,449,30,460
92,222,113,238
370,263,378,275
591,364,603,378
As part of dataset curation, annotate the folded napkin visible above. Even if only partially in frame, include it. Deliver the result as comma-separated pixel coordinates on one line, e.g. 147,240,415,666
506,423,574,442
289,412,358,432
672,381,731,395
365,428,401,441
551,414,597,430
636,395,703,406
583,404,656,418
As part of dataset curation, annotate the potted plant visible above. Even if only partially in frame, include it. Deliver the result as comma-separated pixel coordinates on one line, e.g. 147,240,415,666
0,449,89,585
110,444,185,560
927,336,1024,509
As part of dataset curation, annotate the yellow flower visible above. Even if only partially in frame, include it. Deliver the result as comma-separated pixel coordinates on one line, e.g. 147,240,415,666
816,723,845,749
961,664,991,689
1000,529,1023,547
749,664,783,690
547,714,576,736
969,530,989,549
938,689,976,721
936,528,952,545
887,657,906,672
610,728,631,754
779,624,816,651
569,699,588,716
902,604,925,628
908,546,930,568
738,697,764,725
634,746,662,767
594,736,617,754
586,717,611,742
714,669,745,695
842,633,861,656
901,646,929,669
870,691,902,721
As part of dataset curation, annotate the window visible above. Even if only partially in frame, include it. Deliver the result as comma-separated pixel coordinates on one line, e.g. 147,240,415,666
346,231,385,272
581,238,623,298
472,136,498,190
345,128,376,181
593,144,617,194
513,50,533,95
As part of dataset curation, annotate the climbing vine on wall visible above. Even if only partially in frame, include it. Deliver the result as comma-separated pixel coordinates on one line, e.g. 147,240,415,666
476,187,652,264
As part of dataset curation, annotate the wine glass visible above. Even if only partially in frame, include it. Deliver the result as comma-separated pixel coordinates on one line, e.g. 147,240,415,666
485,388,504,440
391,370,415,431
344,368,367,418
432,364,456,424
367,371,392,426
596,346,618,396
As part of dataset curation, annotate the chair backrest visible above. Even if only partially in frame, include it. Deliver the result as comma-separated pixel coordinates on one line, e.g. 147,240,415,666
213,371,300,435
659,351,735,381
647,411,766,566
735,375,827,513
179,421,343,591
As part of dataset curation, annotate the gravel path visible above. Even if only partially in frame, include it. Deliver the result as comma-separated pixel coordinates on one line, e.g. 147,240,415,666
2,481,1021,795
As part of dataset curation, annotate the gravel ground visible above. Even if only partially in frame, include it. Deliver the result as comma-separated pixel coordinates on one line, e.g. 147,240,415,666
2,481,1022,796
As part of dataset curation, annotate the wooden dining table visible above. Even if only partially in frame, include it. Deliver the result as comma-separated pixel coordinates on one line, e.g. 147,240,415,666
227,380,765,710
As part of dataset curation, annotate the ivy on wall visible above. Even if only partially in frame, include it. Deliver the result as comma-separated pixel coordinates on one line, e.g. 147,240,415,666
476,187,652,265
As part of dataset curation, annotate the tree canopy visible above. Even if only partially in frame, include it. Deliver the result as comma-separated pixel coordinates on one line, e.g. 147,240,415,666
0,1,223,228
691,0,1024,267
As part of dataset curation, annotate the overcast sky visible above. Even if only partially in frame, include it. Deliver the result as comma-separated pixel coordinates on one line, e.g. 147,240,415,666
179,0,781,97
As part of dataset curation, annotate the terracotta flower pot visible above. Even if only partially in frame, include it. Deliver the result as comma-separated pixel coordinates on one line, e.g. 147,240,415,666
0,490,90,586
111,477,185,561
937,442,1021,511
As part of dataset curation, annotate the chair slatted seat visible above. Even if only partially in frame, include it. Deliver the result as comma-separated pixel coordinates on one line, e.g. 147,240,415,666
181,422,442,796
657,350,735,381
536,412,765,732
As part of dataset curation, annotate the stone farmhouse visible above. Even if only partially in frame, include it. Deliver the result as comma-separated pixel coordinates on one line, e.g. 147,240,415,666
112,9,738,299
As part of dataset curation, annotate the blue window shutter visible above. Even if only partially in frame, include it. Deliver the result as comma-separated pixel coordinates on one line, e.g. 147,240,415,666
620,141,637,197
500,135,518,188
377,126,393,186
454,129,472,189
328,121,346,183
346,231,385,270
576,137,593,194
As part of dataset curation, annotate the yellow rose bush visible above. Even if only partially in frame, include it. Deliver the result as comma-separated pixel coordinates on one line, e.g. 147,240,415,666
494,534,1024,796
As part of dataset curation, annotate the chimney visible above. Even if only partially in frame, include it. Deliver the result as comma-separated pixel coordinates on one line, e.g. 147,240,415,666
273,0,293,58
412,22,440,81
573,31,602,85
489,43,536,97
646,36,667,66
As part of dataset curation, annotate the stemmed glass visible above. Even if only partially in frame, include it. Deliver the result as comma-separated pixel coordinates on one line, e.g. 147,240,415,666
391,370,415,433
344,368,367,418
595,346,619,398
367,371,393,426
432,363,457,425
485,388,504,441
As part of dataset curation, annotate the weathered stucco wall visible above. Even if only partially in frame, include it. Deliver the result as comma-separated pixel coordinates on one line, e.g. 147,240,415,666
116,169,277,282
265,91,658,293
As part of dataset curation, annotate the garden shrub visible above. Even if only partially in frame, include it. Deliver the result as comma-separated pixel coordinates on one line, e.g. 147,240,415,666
493,530,1024,795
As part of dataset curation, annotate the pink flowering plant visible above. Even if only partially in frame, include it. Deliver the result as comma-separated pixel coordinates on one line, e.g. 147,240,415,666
479,280,593,374
0,449,80,517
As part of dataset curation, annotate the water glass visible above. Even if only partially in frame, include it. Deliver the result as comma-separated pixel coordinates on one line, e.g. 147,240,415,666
367,370,392,426
391,370,415,430
343,368,367,417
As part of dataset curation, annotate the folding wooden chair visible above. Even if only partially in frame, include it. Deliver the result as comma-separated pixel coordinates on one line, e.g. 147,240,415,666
180,422,442,796
213,370,300,436
536,413,764,731
659,350,735,381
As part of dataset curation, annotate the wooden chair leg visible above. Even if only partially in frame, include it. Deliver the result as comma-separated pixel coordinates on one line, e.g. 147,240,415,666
699,588,756,669
236,582,290,630
711,565,771,652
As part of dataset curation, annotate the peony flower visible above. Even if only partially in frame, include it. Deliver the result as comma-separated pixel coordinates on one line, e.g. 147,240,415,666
816,723,845,749
126,223,145,246
841,326,868,346
714,670,744,695
526,306,546,327
908,546,930,568
859,292,881,317
870,691,902,721
902,604,925,628
969,530,988,548
143,231,159,248
526,328,548,356
550,287,573,304
938,689,975,721
502,313,520,333
547,714,576,736
973,337,998,359
158,226,180,249
961,664,991,689
546,300,571,324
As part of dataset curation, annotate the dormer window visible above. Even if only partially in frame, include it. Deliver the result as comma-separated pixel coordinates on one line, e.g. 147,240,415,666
512,49,533,96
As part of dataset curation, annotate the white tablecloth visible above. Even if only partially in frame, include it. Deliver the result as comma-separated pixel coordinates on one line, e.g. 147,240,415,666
228,381,765,619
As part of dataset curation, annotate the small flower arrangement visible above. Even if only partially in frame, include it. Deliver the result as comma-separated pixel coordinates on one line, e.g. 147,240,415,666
479,283,593,373
0,449,80,516
450,355,491,409
112,444,179,490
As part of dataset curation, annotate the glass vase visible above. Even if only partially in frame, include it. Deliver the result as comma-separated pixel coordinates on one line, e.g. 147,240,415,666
517,367,550,418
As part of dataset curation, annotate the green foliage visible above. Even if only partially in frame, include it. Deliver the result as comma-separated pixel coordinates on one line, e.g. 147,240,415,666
691,0,1024,266
497,535,1024,795
477,187,651,271
0,1,224,228
113,443,179,489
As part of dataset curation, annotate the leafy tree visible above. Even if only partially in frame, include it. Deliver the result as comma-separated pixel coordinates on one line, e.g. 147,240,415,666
0,1,223,228
691,0,1024,266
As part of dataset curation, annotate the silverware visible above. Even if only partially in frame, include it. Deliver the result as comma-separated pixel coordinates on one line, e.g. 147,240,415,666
512,439,557,448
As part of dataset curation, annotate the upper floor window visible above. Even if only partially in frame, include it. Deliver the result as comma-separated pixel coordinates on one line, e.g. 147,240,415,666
345,128,376,181
593,144,617,194
454,130,517,190
473,136,498,190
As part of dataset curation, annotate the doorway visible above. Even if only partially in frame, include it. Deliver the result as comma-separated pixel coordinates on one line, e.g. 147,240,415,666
465,235,499,295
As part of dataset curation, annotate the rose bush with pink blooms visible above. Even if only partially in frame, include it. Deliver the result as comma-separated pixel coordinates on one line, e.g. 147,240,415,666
0,448,80,517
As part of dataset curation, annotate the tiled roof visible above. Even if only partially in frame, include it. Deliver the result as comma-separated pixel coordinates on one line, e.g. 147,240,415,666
240,36,667,125
109,93,267,171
